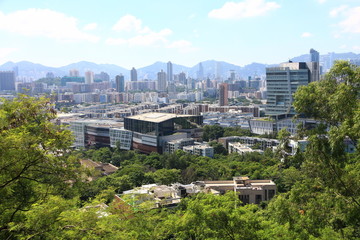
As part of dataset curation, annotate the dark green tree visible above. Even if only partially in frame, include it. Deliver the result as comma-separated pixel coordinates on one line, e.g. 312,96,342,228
0,95,80,237
202,125,224,141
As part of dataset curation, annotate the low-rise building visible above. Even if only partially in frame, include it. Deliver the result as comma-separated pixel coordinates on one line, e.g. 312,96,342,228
249,116,318,135
183,144,214,158
203,176,276,204
219,136,279,150
228,142,264,155
164,138,195,154
115,176,276,211
80,159,118,180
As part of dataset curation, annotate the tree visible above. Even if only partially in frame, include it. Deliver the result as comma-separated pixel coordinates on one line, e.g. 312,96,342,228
209,141,228,155
275,128,292,165
0,95,80,237
147,169,181,185
202,125,224,141
268,60,360,238
223,126,252,137
92,147,113,163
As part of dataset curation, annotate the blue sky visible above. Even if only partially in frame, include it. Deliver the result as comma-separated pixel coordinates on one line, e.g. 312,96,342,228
0,0,359,69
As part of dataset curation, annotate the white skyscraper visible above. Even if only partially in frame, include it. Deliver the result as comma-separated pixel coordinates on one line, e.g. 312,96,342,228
85,71,94,84
167,61,173,83
157,69,167,92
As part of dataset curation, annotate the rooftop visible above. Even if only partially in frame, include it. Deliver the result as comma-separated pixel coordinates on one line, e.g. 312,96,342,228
71,119,123,128
126,112,195,123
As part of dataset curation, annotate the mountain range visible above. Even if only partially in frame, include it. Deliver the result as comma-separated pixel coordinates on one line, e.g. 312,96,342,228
1,52,359,81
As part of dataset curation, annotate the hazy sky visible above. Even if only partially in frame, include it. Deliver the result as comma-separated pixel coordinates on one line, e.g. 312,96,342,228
0,0,359,68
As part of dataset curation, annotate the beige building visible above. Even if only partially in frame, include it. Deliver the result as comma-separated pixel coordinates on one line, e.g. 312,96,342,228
204,176,276,204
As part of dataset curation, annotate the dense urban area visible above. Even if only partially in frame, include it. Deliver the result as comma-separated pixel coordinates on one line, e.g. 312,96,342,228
0,49,359,239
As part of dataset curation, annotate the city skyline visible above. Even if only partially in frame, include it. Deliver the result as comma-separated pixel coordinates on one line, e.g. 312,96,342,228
0,0,359,69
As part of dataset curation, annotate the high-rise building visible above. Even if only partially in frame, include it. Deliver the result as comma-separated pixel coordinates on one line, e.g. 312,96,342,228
95,72,110,82
69,69,79,77
85,71,94,84
115,74,125,92
310,48,320,62
215,62,222,80
230,70,235,81
131,67,137,82
265,61,319,116
157,69,167,92
179,72,186,85
219,83,228,106
167,61,173,83
46,72,54,79
168,82,176,93
12,66,18,78
198,62,204,80
306,62,320,83
0,71,15,91
206,78,212,89
309,48,320,82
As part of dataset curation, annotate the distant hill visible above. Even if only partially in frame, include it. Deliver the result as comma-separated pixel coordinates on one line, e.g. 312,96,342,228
0,61,62,80
59,61,129,79
137,61,190,80
1,51,359,81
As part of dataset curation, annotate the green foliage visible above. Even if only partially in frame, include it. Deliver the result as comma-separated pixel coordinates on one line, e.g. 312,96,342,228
223,126,252,137
272,60,360,238
202,124,224,141
0,95,80,238
209,141,228,155
146,169,181,185
92,147,113,163
35,77,61,86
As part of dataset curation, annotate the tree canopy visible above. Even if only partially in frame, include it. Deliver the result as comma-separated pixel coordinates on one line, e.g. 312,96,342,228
0,95,80,237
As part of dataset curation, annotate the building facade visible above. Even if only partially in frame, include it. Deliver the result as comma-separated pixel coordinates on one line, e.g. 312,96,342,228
167,61,173,83
157,69,167,92
0,71,15,91
219,83,228,106
124,112,202,154
85,71,94,84
265,62,319,116
131,67,137,82
115,74,125,92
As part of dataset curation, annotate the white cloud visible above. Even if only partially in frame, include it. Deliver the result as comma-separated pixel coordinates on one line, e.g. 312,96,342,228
106,28,172,47
0,9,99,43
105,38,127,45
353,45,360,50
329,5,348,17
208,0,280,20
317,0,326,4
128,29,172,47
83,23,98,31
301,32,312,38
338,6,360,33
166,40,198,53
113,14,143,32
108,15,193,49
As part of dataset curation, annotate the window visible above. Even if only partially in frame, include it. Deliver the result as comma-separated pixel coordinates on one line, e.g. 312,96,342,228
268,190,275,200
239,195,249,204
255,195,262,204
